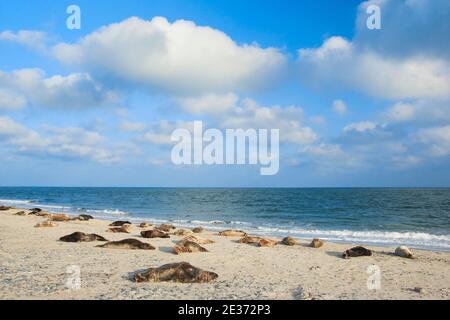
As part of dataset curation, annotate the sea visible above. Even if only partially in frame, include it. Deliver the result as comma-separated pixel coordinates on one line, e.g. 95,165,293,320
1,187,449,251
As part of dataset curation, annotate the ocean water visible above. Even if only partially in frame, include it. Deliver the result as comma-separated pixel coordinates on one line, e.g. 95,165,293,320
1,187,450,251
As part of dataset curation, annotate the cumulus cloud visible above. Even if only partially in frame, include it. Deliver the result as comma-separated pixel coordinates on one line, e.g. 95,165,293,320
176,94,318,145
53,16,287,95
297,1,450,100
0,116,125,164
343,121,378,133
0,68,118,109
0,63,118,113
298,36,450,99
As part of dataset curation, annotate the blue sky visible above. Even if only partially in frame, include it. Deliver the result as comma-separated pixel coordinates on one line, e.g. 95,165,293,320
0,0,450,187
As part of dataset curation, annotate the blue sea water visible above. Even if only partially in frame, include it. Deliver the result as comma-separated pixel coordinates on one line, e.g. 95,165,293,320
1,187,450,251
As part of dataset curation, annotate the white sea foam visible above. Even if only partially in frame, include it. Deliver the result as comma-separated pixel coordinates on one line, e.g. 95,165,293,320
0,199,33,205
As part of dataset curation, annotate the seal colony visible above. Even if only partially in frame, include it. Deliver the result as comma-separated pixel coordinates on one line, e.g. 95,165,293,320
1,206,449,299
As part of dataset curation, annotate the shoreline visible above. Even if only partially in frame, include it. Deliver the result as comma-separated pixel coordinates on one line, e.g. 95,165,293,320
1,200,449,253
1,206,450,300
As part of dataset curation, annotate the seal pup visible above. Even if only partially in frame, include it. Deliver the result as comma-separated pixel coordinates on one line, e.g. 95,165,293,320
59,232,108,242
141,229,170,238
97,239,155,250
14,211,27,216
343,246,373,259
133,262,218,283
75,214,94,221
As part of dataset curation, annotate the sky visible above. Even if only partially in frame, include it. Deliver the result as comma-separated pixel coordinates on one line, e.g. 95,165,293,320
0,0,450,187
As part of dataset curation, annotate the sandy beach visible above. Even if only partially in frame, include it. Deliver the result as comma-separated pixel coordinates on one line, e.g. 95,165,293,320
0,207,449,300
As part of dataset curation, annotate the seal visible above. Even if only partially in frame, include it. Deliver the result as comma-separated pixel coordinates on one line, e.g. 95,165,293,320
35,221,58,228
219,230,247,237
310,238,324,248
133,262,218,283
139,222,152,228
178,235,214,245
343,246,373,259
238,236,263,244
107,224,131,233
172,229,192,236
281,237,296,246
395,246,415,259
76,214,94,221
59,232,108,242
172,241,208,254
192,227,204,233
141,229,170,238
97,239,155,250
48,214,71,222
0,206,13,211
109,220,132,227
258,239,278,247
157,224,176,232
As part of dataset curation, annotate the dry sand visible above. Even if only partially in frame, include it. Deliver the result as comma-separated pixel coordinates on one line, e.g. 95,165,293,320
0,207,449,300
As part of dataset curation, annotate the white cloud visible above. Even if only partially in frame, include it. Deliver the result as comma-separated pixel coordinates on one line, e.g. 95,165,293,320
298,36,450,100
176,94,318,145
0,116,124,164
177,93,238,116
343,121,378,133
0,30,48,53
415,125,450,157
384,100,450,124
0,68,118,109
0,89,27,110
332,99,347,115
53,16,287,95
119,121,147,132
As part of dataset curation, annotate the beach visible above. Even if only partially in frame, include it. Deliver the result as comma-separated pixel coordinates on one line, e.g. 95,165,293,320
0,207,449,300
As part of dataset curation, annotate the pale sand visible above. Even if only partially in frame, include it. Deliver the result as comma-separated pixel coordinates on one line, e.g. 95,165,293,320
1,208,449,300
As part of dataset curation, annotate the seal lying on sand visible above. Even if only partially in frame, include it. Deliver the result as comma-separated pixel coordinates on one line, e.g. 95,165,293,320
48,214,71,222
76,214,94,221
157,224,176,232
97,239,155,250
192,227,204,233
258,239,278,247
14,211,26,216
35,221,58,228
107,224,131,233
343,246,373,259
59,232,108,242
109,221,132,227
133,262,218,283
178,235,214,245
172,229,192,236
219,230,247,237
281,237,296,246
141,229,170,238
239,236,263,244
173,241,208,254
0,206,13,211
395,246,415,259
310,238,324,248
139,222,152,228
